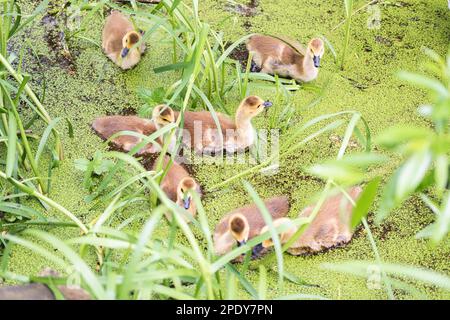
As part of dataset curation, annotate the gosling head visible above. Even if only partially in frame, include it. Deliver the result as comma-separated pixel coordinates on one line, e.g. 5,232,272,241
121,31,141,58
228,213,250,247
176,177,198,219
238,96,273,119
260,218,297,249
307,38,325,68
152,105,175,129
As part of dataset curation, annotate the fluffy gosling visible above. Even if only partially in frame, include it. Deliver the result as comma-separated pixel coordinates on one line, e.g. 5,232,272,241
247,34,325,82
102,10,145,69
175,96,272,154
153,156,201,223
91,106,175,156
213,196,289,258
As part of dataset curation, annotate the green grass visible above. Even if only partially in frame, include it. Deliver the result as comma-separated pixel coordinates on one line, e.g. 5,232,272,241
0,0,449,299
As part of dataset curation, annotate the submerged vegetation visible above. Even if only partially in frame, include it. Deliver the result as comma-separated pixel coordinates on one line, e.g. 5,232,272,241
0,0,449,300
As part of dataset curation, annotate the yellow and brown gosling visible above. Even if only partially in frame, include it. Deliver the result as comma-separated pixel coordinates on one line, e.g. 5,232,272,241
213,196,289,258
152,104,177,152
259,186,362,255
153,156,201,223
247,35,325,82
91,106,175,156
259,217,297,249
102,10,145,69
173,96,272,154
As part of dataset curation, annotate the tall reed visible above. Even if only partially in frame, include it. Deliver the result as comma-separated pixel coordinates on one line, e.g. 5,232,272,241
340,0,353,70
0,0,63,197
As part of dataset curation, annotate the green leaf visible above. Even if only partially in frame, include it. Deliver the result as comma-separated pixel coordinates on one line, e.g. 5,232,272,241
26,230,107,299
281,269,318,287
378,151,432,221
323,261,450,292
398,71,449,98
153,62,190,74
395,151,432,202
74,158,89,172
307,162,364,185
320,35,337,62
434,155,448,194
375,126,433,149
433,192,450,243
35,117,63,165
351,177,381,230
258,265,267,300
226,264,258,299
6,111,17,177
244,181,284,289
344,0,354,17
8,2,22,38
66,118,74,138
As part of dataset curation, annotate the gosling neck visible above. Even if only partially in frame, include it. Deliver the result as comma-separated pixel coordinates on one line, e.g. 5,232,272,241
235,106,253,131
303,50,315,71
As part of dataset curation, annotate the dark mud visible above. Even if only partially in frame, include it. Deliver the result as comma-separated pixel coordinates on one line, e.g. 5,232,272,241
224,0,260,17
227,42,250,71
41,1,77,74
119,107,138,116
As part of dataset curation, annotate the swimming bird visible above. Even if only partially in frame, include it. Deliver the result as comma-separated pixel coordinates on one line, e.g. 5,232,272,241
91,106,175,156
246,35,325,82
213,196,289,257
259,187,362,255
153,156,201,222
174,96,272,154
152,104,177,152
102,10,145,69
259,217,297,249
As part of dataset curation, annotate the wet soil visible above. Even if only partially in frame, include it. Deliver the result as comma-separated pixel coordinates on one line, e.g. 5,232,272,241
41,1,77,74
224,0,260,17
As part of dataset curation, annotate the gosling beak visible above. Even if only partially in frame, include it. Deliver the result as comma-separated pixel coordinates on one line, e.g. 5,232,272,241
237,239,247,247
183,195,191,210
251,243,264,258
313,55,321,68
263,101,273,108
121,47,130,58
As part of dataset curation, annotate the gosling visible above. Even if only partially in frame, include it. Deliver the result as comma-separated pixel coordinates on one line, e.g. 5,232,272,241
213,196,289,257
153,155,201,222
259,187,362,255
102,10,145,69
174,96,272,154
258,217,297,256
247,35,325,82
91,106,175,156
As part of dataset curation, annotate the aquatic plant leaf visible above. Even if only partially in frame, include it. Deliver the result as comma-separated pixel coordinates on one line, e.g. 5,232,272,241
35,117,63,165
258,265,267,300
398,71,449,98
153,62,190,73
6,111,17,177
243,181,284,289
395,151,432,202
375,125,433,150
225,264,258,299
377,151,432,221
66,118,74,138
351,177,381,230
433,192,450,243
322,261,450,292
280,269,319,287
